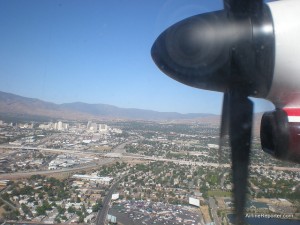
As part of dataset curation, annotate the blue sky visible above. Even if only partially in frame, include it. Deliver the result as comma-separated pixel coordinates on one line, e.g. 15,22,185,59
0,0,274,114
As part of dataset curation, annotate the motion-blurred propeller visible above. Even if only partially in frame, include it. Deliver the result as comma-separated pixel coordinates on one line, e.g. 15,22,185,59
151,0,275,224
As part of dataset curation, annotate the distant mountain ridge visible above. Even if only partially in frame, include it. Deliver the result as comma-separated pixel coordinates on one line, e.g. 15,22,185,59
0,91,216,121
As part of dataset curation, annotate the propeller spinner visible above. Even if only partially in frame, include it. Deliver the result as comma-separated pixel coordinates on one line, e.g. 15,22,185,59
151,0,275,224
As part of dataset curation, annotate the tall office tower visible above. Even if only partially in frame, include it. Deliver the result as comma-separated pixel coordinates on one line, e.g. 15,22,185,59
87,121,92,130
57,121,63,131
99,124,108,133
90,123,98,132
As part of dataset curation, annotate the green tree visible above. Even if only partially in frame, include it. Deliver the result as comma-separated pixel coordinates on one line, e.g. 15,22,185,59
4,205,11,212
21,203,32,216
92,201,102,212
55,217,61,223
68,206,76,213
38,192,44,199
81,204,87,216
28,196,35,202
4,210,20,220
42,200,52,210
76,210,82,217
57,205,66,215
1,193,10,201
78,216,84,223
61,215,68,221
36,206,46,216
19,186,34,195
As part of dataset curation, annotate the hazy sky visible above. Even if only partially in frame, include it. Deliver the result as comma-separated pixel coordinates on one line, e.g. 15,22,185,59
0,0,274,114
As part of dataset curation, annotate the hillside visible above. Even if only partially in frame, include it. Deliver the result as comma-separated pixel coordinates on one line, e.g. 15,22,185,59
0,91,216,121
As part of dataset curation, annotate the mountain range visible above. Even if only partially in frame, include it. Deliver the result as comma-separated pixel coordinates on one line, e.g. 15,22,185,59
0,91,216,122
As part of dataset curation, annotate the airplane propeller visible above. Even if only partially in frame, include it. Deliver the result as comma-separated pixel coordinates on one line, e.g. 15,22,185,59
151,0,275,224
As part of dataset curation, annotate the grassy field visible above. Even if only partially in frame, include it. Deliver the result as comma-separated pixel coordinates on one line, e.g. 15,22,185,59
92,146,112,151
208,190,232,197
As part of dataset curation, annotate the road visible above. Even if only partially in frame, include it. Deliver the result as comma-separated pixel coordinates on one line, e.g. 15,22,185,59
0,196,16,210
113,139,140,154
209,197,221,225
95,177,123,225
0,186,16,210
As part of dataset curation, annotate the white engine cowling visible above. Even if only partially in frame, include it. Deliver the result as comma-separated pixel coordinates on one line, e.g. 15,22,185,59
266,0,300,107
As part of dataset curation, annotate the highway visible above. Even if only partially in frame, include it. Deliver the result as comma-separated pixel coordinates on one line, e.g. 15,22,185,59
0,145,99,156
112,139,140,154
1,149,299,180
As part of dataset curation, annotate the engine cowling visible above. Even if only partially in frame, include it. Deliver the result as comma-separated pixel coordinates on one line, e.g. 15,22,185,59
261,108,300,163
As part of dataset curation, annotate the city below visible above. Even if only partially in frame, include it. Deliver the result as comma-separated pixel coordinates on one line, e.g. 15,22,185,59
0,118,299,225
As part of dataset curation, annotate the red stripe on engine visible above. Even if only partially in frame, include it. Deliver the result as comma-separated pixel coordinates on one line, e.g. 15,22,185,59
283,108,300,116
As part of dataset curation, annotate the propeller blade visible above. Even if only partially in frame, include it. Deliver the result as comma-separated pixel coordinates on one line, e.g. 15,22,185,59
229,91,253,225
219,92,230,161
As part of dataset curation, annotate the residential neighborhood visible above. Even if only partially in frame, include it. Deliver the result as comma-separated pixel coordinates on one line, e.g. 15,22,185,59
0,119,299,224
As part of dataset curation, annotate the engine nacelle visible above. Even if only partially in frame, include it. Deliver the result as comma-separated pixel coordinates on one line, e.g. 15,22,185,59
261,108,300,163
266,0,300,107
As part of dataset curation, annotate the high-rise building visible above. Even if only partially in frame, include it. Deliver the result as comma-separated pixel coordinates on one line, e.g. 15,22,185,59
63,123,69,130
87,121,92,130
99,124,108,132
57,121,63,131
90,123,98,132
